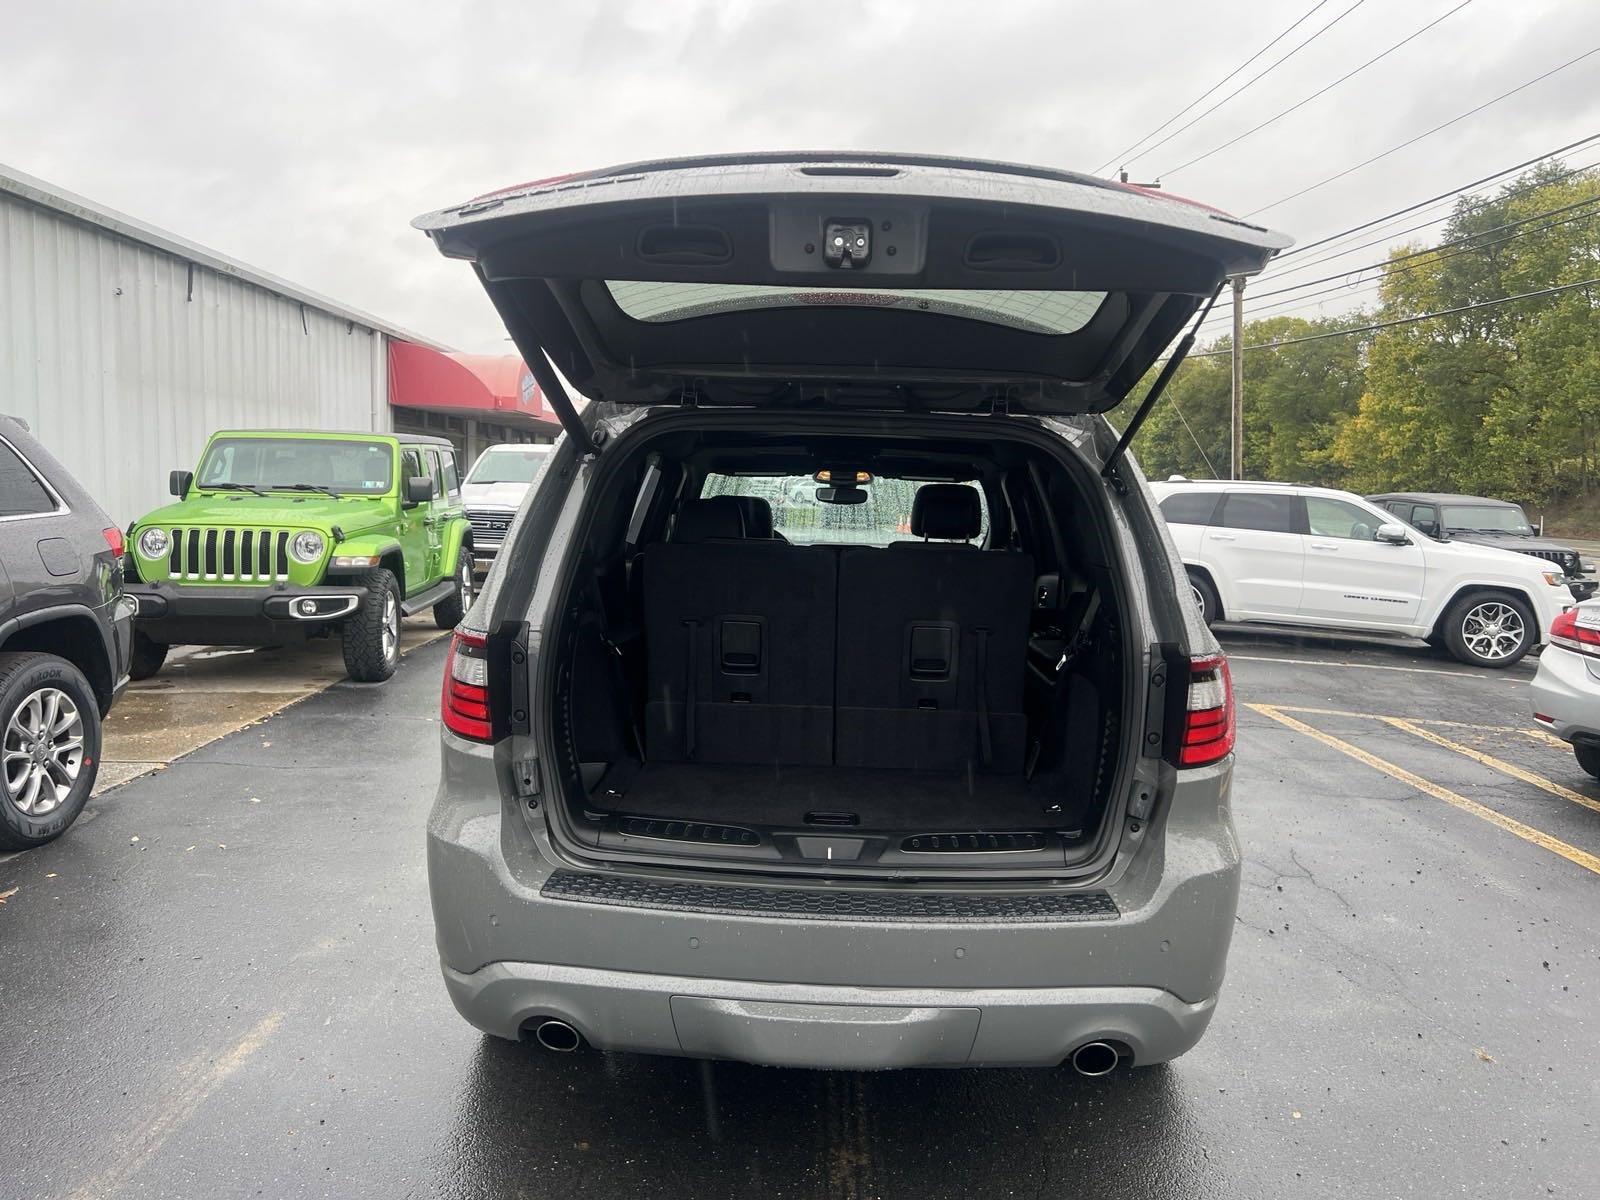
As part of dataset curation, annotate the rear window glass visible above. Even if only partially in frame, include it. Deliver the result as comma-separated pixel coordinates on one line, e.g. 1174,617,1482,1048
1218,492,1295,533
1159,492,1220,525
701,474,988,547
608,282,1107,335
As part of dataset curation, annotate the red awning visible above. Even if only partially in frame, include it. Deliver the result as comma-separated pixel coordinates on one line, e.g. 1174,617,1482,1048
387,341,564,429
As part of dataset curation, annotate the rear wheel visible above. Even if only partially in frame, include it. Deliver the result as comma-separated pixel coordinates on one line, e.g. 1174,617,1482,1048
1574,743,1600,780
1441,591,1534,668
0,653,101,850
432,548,474,630
129,631,167,681
342,569,402,683
1187,570,1221,627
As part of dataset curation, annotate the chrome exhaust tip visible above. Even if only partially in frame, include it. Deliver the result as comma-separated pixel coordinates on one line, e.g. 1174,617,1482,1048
533,1019,583,1053
1070,1041,1120,1077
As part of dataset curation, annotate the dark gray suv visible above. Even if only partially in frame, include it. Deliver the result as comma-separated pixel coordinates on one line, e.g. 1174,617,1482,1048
418,154,1287,1071
0,415,134,849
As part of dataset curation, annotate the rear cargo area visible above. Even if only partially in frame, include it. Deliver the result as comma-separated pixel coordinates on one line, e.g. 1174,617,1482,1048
547,419,1132,874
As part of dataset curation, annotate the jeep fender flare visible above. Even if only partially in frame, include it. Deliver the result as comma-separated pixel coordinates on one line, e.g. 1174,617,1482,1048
441,517,472,568
325,536,406,590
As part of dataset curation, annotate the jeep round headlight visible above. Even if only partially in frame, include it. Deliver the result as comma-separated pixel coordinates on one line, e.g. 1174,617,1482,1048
137,527,169,559
290,530,326,563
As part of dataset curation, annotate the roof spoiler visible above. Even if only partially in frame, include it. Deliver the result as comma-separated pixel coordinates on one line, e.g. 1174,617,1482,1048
1100,284,1223,481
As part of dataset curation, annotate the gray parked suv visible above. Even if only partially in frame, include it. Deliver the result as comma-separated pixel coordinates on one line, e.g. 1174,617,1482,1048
0,415,135,849
418,153,1288,1071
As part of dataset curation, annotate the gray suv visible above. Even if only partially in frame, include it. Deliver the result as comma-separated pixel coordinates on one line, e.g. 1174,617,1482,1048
0,415,135,849
419,154,1288,1071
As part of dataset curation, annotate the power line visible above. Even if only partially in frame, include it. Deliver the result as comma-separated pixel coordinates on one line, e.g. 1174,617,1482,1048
1120,0,1368,172
1238,193,1600,304
1280,133,1600,258
1243,46,1600,218
1183,273,1600,359
1162,0,1473,178
1168,395,1222,478
1091,0,1337,175
1193,195,1600,335
1260,155,1600,280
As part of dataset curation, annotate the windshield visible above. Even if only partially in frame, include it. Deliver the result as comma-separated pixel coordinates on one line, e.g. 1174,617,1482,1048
1442,504,1534,535
701,473,987,547
195,438,394,495
466,446,551,485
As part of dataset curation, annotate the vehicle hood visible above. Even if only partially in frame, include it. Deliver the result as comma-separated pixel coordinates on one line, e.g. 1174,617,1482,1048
1449,531,1575,558
1429,535,1567,577
132,493,395,534
413,152,1292,421
460,481,532,510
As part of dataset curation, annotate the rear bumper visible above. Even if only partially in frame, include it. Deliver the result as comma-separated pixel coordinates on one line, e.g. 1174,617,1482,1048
426,738,1241,1069
128,582,366,644
1530,643,1600,743
442,960,1216,1068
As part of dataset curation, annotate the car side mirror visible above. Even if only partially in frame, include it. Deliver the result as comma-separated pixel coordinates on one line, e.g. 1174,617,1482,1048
1376,522,1410,545
403,475,435,506
170,469,193,498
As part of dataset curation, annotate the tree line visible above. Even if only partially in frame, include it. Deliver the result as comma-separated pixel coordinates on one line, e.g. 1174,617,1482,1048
1132,162,1600,511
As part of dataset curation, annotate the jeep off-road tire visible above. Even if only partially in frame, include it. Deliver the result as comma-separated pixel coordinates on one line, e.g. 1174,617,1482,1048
341,569,402,683
0,652,102,850
432,548,474,630
129,631,168,681
1441,590,1535,669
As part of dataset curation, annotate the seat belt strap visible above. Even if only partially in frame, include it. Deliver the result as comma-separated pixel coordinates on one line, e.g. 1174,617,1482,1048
682,619,700,759
975,626,993,767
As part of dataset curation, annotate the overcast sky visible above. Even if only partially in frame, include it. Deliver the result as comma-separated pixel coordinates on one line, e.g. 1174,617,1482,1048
5,0,1600,352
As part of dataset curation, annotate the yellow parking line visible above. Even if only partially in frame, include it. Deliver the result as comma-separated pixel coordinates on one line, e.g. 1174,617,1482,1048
1381,717,1600,817
1249,703,1600,877
1523,726,1573,751
1256,704,1520,731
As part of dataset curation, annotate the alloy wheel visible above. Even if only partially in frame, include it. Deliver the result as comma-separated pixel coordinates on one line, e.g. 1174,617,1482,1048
382,591,400,662
1190,581,1207,620
459,558,473,611
1461,601,1525,661
3,686,85,817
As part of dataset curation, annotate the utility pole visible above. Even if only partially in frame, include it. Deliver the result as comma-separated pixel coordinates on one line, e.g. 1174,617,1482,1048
1230,275,1245,479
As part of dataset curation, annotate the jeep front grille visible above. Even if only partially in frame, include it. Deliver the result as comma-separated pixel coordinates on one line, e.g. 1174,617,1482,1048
1524,547,1579,573
165,527,292,581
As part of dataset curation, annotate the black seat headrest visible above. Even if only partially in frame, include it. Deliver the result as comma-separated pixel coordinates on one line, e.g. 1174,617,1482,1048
673,496,746,543
730,496,775,539
909,484,982,541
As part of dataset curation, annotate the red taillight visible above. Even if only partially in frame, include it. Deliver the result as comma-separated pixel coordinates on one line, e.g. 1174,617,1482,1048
102,527,125,558
1179,654,1235,768
442,630,494,741
1550,608,1600,657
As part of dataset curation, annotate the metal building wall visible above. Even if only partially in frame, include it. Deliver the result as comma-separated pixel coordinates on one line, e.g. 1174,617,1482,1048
0,188,390,524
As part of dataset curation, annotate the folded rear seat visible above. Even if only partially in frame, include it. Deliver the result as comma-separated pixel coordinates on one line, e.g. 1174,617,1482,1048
835,485,1034,772
642,497,836,765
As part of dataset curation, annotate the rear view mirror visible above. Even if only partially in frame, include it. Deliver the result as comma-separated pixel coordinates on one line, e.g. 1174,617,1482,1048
403,475,436,506
1376,522,1410,545
169,469,193,498
816,486,868,505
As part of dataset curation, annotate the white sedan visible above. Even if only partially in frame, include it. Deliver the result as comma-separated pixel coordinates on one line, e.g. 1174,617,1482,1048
1530,602,1600,779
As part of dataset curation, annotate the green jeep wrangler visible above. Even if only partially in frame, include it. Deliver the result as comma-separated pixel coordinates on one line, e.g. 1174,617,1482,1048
125,430,474,683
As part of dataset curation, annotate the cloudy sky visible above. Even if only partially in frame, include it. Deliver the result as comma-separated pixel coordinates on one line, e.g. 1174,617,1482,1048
5,0,1600,352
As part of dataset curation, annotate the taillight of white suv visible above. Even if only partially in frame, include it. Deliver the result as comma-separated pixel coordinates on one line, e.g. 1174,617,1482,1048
1178,654,1235,767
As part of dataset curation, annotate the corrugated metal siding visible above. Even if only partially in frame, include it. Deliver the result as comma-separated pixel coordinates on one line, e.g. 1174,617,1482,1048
0,191,389,524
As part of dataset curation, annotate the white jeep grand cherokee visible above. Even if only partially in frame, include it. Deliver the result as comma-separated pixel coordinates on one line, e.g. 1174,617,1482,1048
1152,480,1570,668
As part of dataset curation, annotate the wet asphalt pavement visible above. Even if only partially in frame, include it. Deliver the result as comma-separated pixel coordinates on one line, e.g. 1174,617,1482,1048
2,627,1597,1199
